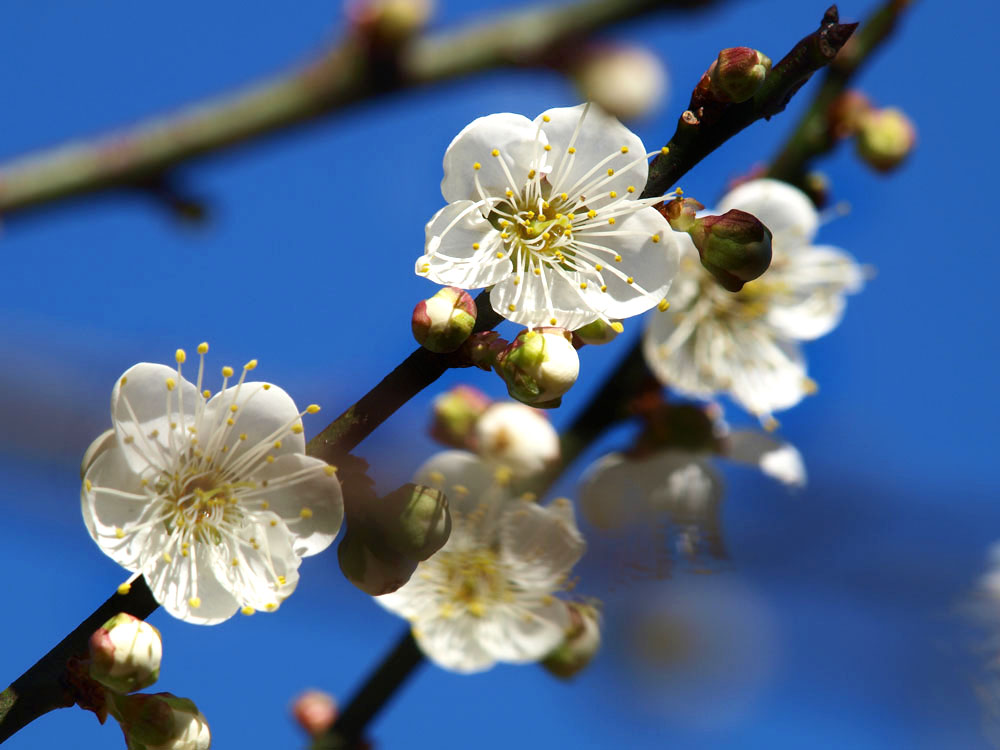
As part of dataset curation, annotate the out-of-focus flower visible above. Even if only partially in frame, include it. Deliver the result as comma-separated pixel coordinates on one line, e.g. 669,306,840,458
572,45,668,121
644,179,864,424
474,401,559,478
496,328,580,407
89,613,162,694
291,689,338,736
856,107,916,172
81,345,344,624
346,0,435,43
112,692,211,750
542,601,602,679
417,103,679,330
377,451,587,673
429,385,491,449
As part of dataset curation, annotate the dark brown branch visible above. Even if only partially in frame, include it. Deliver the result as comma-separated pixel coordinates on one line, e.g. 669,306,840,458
641,5,857,199
768,0,916,185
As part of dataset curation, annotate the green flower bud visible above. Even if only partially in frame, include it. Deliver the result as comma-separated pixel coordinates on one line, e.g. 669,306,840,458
542,602,602,679
688,209,773,292
856,107,916,173
338,525,418,596
89,613,162,695
378,483,451,562
111,692,210,750
429,385,491,449
573,319,622,346
708,47,771,103
495,328,579,408
412,286,477,353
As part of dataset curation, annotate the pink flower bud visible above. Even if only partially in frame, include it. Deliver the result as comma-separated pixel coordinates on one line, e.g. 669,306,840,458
708,47,771,103
89,613,162,694
429,385,491,449
412,286,477,353
291,690,338,736
111,692,210,750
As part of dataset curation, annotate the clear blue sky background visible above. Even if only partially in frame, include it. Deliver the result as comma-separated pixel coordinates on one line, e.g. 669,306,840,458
0,1,995,748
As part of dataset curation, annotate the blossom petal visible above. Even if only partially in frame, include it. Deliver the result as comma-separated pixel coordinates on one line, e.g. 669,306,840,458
421,201,509,289
477,601,568,664
413,450,499,520
536,104,647,203
490,267,601,330
112,363,199,475
441,113,542,204
637,452,723,525
500,498,585,591
218,512,301,613
725,430,806,487
82,445,162,572
579,206,677,320
203,382,305,470
143,542,240,625
413,615,497,673
717,178,819,252
250,453,343,557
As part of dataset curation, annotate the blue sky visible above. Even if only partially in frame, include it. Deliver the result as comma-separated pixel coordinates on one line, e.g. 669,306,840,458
0,1,995,748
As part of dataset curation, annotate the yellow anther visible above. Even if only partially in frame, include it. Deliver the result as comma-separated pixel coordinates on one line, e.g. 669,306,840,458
84,479,92,492
266,455,275,463
568,213,575,220
533,268,541,276
269,519,277,526
277,575,287,586
188,597,201,609
550,317,557,325
652,234,661,243
222,366,234,378
528,169,536,179
496,251,504,258
508,304,516,311
594,264,603,272
542,232,551,241
202,389,211,398
802,377,819,395
428,471,445,483
292,424,304,434
543,144,552,151
230,404,238,413
763,417,780,432
626,277,634,284
501,232,510,239
232,558,239,567
227,418,235,426
115,527,125,539
260,500,269,510
491,149,500,157
609,191,617,198
608,217,616,225
165,377,176,391
580,282,588,290
587,210,597,219
568,147,576,154
300,507,313,519
468,601,486,617
658,299,671,312
505,188,513,197
244,359,258,371
620,146,629,154
265,603,277,612
117,582,132,595
513,277,520,285
323,465,337,477
610,321,624,333
627,185,635,193
197,342,209,354
542,114,551,122
120,376,127,386
661,146,669,154
607,168,615,176
614,254,622,262
473,162,481,170
600,285,608,293
542,201,550,209
162,551,172,563
241,606,255,616
175,349,186,364
676,186,683,195
472,242,480,250
273,440,282,449
306,404,321,414
239,433,248,441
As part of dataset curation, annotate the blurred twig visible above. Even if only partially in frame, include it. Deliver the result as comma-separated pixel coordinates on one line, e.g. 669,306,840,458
767,0,916,187
0,0,715,222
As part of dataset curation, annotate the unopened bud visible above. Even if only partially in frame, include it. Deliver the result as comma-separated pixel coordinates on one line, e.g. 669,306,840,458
459,330,508,371
89,613,162,694
475,402,560,477
856,107,916,173
572,319,621,347
572,45,668,120
338,525,417,596
112,693,210,750
430,385,491,449
542,602,602,679
495,328,579,408
709,47,771,103
412,286,477,353
689,209,773,292
377,483,451,562
827,90,872,139
291,690,338,736
657,197,705,233
347,0,434,44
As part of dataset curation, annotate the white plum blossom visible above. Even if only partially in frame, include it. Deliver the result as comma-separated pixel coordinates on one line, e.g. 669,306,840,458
377,451,586,673
474,401,560,478
643,178,864,424
81,345,344,625
417,103,680,330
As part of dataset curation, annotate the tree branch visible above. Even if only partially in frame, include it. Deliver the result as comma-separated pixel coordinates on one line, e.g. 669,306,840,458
0,0,713,221
767,0,916,186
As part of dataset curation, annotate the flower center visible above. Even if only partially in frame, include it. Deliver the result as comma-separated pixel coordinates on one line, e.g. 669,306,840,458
438,548,507,617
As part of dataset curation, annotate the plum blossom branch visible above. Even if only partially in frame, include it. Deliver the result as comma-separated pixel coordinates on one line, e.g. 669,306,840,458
767,0,917,186
0,0,717,223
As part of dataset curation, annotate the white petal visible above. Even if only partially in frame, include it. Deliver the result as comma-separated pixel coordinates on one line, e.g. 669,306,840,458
219,512,301,612
477,601,569,664
413,450,501,520
203,382,305,469
489,269,599,330
143,543,240,625
412,615,497,673
639,452,724,524
251,453,343,557
717,178,819,252
112,362,199,475
421,201,509,289
725,430,806,487
82,445,160,572
579,205,677,320
500,498,585,591
441,113,542,204
537,104,647,202
474,402,560,477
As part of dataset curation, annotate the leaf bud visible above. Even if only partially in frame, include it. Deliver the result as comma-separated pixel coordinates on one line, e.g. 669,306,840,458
542,602,602,679
827,90,872,139
291,690,338,737
89,613,162,695
688,209,773,292
856,107,916,173
412,286,477,353
111,692,210,750
495,328,579,408
571,44,668,120
708,47,771,103
429,385,491,449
